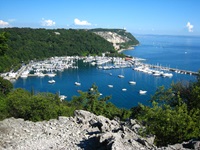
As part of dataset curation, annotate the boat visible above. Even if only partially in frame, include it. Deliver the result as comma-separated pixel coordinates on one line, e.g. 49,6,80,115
75,82,81,86
59,95,67,101
20,70,29,78
108,84,113,88
129,81,136,85
122,88,127,91
37,72,45,77
48,79,55,84
162,73,173,78
139,90,147,95
47,73,56,77
118,75,124,78
20,73,28,78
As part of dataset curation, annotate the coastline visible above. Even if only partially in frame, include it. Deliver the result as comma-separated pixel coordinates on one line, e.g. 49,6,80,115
117,45,138,53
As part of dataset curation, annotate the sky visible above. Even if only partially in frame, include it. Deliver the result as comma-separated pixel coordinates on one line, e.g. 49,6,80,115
0,0,200,35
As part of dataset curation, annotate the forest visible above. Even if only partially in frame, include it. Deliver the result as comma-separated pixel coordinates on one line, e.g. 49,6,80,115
0,28,119,72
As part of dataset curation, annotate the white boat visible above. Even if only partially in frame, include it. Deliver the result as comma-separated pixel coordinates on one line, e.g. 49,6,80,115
75,82,81,86
139,90,147,95
108,84,113,88
153,72,161,76
48,79,55,84
118,75,124,78
122,88,127,91
59,95,67,101
20,70,29,78
162,73,173,78
129,81,136,85
47,73,56,77
20,74,28,78
37,72,45,77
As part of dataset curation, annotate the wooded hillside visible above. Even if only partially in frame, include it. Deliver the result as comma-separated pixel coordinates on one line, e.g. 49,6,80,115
0,28,116,72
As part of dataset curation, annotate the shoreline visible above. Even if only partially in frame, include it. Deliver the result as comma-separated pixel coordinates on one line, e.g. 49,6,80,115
117,44,139,53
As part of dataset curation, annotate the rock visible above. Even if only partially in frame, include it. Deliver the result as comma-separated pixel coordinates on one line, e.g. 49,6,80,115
0,110,198,150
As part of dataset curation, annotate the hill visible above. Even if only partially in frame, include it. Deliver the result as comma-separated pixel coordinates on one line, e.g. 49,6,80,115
90,28,139,50
0,28,113,72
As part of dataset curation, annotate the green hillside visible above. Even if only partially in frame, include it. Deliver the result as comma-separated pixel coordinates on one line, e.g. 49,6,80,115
0,28,116,72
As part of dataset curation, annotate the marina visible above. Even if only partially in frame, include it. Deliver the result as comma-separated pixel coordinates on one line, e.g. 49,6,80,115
1,54,198,82
2,35,199,109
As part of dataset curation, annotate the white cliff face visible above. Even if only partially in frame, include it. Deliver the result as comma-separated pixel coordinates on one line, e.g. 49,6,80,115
94,31,130,50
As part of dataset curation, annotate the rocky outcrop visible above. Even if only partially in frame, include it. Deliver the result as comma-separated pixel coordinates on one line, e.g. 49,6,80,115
0,110,199,150
94,31,130,50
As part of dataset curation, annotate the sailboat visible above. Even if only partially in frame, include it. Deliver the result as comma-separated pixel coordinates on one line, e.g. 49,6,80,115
75,81,81,86
139,90,147,95
75,60,81,86
129,81,136,85
118,68,125,78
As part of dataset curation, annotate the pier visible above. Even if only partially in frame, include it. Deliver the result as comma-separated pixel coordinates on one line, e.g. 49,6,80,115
128,59,199,76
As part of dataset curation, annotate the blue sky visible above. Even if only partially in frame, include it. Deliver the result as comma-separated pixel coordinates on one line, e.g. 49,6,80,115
0,0,199,35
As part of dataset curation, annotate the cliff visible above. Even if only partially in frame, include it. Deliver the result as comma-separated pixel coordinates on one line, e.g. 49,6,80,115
90,28,139,50
0,110,199,150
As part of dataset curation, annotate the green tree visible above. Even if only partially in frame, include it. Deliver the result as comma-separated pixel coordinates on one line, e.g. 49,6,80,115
0,32,9,56
0,76,13,95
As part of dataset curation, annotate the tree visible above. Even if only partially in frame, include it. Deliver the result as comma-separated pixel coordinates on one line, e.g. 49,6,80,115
0,32,9,56
137,73,200,146
0,76,13,95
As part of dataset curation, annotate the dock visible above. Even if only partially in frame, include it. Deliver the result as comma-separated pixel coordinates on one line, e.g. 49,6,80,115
128,59,199,76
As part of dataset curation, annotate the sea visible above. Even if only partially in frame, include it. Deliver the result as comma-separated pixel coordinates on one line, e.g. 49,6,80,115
13,35,200,109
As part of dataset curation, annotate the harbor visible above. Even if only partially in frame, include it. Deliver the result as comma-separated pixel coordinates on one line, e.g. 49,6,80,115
1,55,198,82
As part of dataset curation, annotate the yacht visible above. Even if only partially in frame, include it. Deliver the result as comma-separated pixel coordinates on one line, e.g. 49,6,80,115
75,82,81,86
48,79,55,84
108,84,113,88
118,75,124,78
129,81,136,85
59,95,67,101
162,73,173,78
122,88,127,91
139,90,147,95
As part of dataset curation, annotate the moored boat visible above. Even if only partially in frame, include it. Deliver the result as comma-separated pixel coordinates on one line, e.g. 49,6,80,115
48,79,55,84
75,82,81,86
129,81,136,85
108,84,113,88
139,90,147,95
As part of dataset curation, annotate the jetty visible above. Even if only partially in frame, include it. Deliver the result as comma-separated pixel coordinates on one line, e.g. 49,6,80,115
127,59,199,76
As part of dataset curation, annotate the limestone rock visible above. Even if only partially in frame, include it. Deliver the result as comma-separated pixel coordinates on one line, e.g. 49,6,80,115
0,110,199,150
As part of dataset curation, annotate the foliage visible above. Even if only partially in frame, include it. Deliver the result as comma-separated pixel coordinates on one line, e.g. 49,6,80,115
70,84,131,120
0,76,13,95
137,74,200,146
0,28,115,72
0,32,9,56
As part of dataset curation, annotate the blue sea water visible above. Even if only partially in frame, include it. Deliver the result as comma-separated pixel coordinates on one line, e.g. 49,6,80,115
13,35,200,109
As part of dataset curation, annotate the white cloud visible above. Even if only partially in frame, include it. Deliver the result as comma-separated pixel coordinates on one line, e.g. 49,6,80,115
41,18,56,27
74,18,91,26
0,20,9,28
186,22,194,32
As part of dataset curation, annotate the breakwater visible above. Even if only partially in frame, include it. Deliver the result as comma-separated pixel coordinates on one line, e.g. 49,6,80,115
128,59,199,76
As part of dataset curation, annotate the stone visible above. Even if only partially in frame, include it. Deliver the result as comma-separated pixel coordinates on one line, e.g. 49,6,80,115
0,110,198,150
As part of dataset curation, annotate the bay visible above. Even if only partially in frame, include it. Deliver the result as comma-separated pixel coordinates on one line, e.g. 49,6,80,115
13,35,199,109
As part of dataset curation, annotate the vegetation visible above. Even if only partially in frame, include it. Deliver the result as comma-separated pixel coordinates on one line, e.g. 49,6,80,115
136,74,200,146
0,28,116,72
